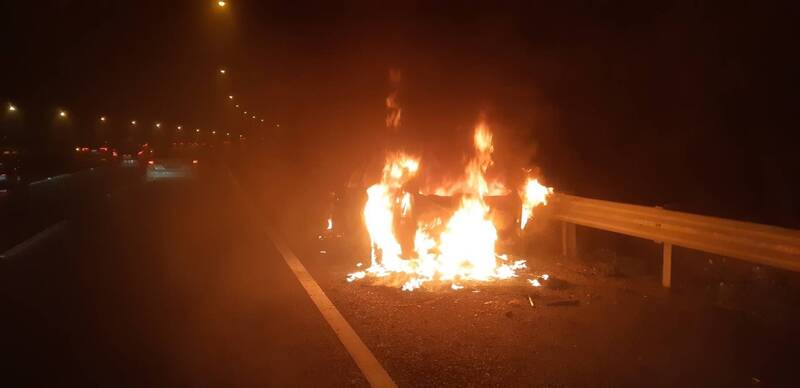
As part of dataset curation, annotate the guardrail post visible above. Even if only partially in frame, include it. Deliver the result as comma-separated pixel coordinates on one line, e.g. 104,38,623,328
662,243,672,288
561,221,576,258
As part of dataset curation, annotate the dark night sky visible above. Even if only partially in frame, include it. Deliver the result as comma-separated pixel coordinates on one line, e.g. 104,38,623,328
2,1,798,226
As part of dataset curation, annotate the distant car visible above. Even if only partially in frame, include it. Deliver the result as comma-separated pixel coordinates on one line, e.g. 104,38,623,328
120,154,139,167
74,146,119,168
145,158,199,181
0,149,23,191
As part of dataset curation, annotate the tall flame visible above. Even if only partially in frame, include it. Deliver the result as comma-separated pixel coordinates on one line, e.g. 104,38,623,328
362,153,419,275
351,123,540,290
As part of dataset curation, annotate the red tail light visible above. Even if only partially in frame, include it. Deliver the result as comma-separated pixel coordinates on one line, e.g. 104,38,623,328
148,160,154,165
192,159,199,164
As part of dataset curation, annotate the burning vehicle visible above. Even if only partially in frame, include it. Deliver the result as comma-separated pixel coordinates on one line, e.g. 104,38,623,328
329,122,553,291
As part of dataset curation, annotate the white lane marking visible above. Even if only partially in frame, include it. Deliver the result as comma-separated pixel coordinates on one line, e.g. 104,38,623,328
269,233,398,388
28,173,73,186
1,220,68,260
226,170,396,388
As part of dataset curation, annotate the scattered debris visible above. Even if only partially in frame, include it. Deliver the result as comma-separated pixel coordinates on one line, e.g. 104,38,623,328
529,279,542,287
346,271,366,282
528,295,534,307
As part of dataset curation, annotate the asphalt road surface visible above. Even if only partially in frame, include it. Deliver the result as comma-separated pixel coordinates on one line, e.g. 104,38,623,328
2,163,799,387
1,166,366,387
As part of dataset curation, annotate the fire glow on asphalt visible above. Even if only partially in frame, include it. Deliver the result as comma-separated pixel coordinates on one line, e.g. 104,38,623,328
346,121,554,291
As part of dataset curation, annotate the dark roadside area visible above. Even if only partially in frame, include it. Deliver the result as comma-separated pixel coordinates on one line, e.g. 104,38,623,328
0,147,132,253
0,166,139,253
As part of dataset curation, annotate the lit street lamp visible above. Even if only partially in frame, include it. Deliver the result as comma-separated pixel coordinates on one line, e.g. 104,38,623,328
100,116,107,122
217,1,227,8
131,120,137,126
155,122,162,129
58,110,67,118
7,103,17,112
228,95,234,100
219,68,227,75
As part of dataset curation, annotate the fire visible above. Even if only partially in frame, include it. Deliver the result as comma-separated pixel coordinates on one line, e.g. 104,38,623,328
349,122,553,291
362,153,419,275
520,178,554,230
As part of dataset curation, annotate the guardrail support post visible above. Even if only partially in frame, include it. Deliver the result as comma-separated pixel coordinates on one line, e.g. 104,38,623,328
561,221,576,258
662,243,672,288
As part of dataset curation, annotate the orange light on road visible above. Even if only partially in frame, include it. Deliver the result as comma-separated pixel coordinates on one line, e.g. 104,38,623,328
217,1,227,7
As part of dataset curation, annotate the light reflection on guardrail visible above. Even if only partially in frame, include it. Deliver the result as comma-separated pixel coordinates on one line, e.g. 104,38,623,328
550,194,800,287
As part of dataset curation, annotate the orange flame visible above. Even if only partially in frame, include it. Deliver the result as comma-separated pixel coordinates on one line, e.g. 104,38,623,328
362,153,419,275
520,178,554,230
350,123,544,290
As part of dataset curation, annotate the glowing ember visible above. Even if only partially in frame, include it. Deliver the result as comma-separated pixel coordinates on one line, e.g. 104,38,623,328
348,122,554,290
326,217,333,230
347,271,366,282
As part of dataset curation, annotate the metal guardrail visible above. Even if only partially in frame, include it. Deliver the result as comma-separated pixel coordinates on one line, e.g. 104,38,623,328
550,194,800,287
